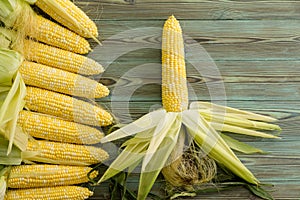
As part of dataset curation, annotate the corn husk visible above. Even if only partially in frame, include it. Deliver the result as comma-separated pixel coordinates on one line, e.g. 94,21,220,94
0,48,27,154
0,136,22,165
0,176,6,200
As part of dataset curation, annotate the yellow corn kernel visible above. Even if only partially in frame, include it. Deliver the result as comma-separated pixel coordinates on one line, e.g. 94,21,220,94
25,140,109,165
7,164,98,189
35,0,98,38
5,186,93,200
24,87,113,127
23,40,103,75
31,15,91,54
19,61,109,98
17,110,104,144
161,15,188,112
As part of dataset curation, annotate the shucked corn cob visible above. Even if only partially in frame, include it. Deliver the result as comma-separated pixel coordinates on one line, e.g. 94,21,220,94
34,0,98,38
17,110,104,144
23,40,103,75
19,61,109,98
161,15,188,112
5,186,93,200
31,15,91,54
24,87,113,127
7,164,98,189
25,140,109,165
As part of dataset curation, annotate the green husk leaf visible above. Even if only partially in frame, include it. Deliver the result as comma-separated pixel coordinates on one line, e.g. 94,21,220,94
98,141,148,183
0,28,13,49
0,0,14,19
182,110,259,185
246,184,274,200
211,122,279,139
220,133,265,154
0,48,27,154
0,135,22,165
138,114,181,200
102,110,166,143
200,110,281,131
190,102,277,122
0,175,6,200
142,112,178,168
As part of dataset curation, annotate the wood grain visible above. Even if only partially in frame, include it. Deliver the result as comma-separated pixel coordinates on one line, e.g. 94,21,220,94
73,0,300,199
77,1,300,20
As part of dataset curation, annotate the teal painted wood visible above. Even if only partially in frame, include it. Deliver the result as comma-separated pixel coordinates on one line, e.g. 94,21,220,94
74,0,300,199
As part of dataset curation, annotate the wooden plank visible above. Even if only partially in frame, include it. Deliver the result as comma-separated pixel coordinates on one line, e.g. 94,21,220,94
76,1,300,20
87,20,300,62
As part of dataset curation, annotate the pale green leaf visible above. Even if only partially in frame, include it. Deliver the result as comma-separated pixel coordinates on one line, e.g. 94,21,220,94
0,176,6,200
0,0,14,19
220,134,265,154
190,101,277,122
142,112,179,169
98,141,148,183
0,135,22,165
200,110,281,131
101,109,166,143
138,118,181,200
211,122,279,139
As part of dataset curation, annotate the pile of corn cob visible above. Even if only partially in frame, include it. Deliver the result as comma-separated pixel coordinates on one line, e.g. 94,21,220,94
0,0,113,199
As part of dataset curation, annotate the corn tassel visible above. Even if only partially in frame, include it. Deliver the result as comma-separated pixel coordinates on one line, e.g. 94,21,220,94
35,0,98,38
19,61,109,98
24,87,113,127
23,40,103,75
17,110,104,144
5,186,93,200
7,164,98,188
24,140,109,165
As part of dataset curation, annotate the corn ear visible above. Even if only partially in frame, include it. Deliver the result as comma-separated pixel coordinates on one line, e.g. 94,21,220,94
24,87,113,127
23,140,109,165
5,186,93,200
17,110,104,144
19,61,109,98
34,0,99,39
161,15,188,112
7,164,98,188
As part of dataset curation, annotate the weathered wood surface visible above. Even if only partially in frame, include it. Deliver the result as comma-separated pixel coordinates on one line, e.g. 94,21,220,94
76,0,300,199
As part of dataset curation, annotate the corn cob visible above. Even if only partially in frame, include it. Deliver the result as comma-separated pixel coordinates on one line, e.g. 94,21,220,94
23,39,103,75
24,140,109,165
161,15,188,112
5,186,93,200
19,61,109,98
35,0,98,38
24,87,113,127
7,164,98,189
31,15,91,54
17,110,104,144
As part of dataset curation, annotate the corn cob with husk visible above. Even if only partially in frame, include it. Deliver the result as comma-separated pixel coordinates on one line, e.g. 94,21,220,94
0,28,104,75
22,140,108,165
98,15,281,199
7,164,98,188
26,0,99,40
19,61,109,98
0,0,91,54
17,110,104,144
24,87,113,127
5,186,93,200
0,48,27,154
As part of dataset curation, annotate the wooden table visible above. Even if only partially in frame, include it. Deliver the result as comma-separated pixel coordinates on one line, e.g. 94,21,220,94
77,0,300,199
